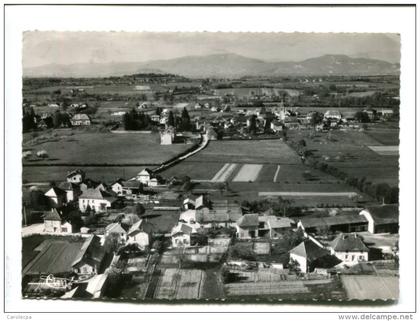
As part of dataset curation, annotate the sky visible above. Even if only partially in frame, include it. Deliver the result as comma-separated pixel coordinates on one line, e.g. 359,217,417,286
23,32,401,68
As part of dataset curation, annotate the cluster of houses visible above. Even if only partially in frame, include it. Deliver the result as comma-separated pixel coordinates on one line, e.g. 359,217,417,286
24,162,399,298
24,171,399,298
43,168,159,217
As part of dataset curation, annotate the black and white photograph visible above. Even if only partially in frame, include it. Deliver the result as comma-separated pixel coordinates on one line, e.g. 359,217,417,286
3,3,417,319
20,30,401,302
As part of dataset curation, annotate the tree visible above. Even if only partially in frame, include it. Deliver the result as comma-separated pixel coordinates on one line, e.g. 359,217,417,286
264,118,272,133
167,111,175,127
22,107,37,132
375,183,391,204
354,111,370,123
52,110,62,128
248,115,257,135
386,187,399,204
179,108,191,131
309,112,323,128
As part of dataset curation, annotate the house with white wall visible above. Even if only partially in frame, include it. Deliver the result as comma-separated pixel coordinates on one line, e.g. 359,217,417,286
329,233,369,265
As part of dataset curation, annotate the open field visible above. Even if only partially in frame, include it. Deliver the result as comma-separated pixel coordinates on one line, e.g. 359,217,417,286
211,163,239,182
259,191,358,197
340,275,399,300
225,280,315,297
368,145,399,156
364,125,399,146
289,129,399,187
23,129,190,166
188,140,301,164
160,138,369,206
232,164,263,182
162,140,304,182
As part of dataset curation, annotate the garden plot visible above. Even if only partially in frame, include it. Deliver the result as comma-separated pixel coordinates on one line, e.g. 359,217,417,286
368,145,399,156
341,275,399,300
154,268,204,300
175,269,204,300
232,164,263,182
211,163,238,182
225,280,309,297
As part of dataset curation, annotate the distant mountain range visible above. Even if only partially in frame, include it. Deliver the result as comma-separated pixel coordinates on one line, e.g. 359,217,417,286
23,54,400,78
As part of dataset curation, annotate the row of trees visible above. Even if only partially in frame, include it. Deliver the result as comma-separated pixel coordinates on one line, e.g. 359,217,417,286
122,109,153,130
308,158,398,204
166,108,192,131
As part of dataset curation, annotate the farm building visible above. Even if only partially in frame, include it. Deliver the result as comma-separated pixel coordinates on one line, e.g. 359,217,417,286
235,214,259,238
43,209,72,234
289,237,341,273
110,179,125,196
66,169,85,184
58,181,79,202
160,127,175,145
183,198,196,210
377,108,394,119
171,223,198,248
141,207,181,235
105,222,127,243
121,180,142,195
71,113,91,126
206,127,218,141
78,189,117,213
127,220,153,249
44,186,67,207
136,168,154,185
61,274,109,299
260,215,296,238
196,199,242,228
324,110,342,120
270,121,283,133
359,205,399,234
71,235,106,278
135,85,151,91
179,209,197,224
296,214,368,234
22,235,105,279
236,214,295,239
329,233,369,265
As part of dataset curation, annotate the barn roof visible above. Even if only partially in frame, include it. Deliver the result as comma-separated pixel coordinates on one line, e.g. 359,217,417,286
105,222,127,235
237,213,259,228
263,215,295,229
23,237,86,276
43,209,61,221
72,113,91,121
298,214,368,229
290,238,330,262
364,205,399,225
330,233,369,252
